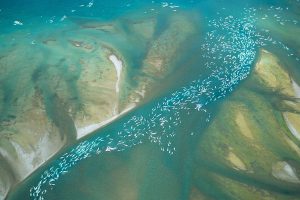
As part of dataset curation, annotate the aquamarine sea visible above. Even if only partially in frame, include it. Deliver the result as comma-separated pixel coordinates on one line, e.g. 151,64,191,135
1,0,300,200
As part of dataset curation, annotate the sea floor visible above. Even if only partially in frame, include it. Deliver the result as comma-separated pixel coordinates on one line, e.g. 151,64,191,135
1,0,300,200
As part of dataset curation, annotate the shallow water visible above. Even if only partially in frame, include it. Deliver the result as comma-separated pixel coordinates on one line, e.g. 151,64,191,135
1,0,300,200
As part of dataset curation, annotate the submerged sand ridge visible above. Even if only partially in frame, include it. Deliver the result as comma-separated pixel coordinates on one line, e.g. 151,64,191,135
0,11,199,199
2,2,300,198
254,49,295,97
74,48,123,139
75,13,197,138
0,27,127,199
196,49,300,199
7,48,300,200
272,161,300,184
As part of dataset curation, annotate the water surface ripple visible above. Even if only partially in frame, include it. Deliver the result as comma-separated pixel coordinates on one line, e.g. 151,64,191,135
27,7,286,200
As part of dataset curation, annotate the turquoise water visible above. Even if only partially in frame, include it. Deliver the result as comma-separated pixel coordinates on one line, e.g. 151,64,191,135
2,0,300,199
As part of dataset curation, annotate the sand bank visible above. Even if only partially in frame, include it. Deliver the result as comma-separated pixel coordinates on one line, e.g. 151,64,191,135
109,54,123,94
227,151,247,171
283,113,300,141
292,79,300,99
254,50,295,97
76,104,136,139
272,161,300,184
